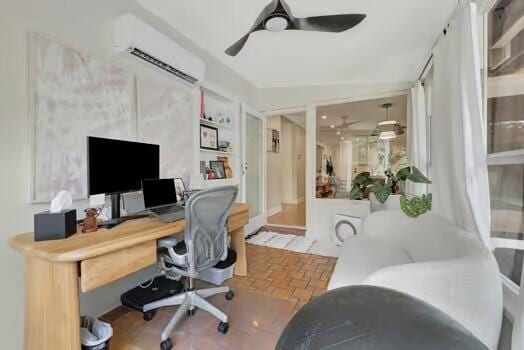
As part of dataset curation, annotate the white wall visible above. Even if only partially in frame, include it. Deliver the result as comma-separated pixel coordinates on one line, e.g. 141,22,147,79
266,116,282,215
0,1,257,348
257,82,412,111
306,105,372,241
281,118,295,203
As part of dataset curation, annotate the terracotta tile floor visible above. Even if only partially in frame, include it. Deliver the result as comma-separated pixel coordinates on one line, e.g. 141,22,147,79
103,244,337,350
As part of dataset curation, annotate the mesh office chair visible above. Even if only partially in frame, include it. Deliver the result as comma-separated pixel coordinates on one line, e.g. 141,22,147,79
143,186,239,350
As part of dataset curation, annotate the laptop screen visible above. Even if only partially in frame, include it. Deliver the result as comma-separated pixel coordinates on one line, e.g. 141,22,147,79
142,178,178,208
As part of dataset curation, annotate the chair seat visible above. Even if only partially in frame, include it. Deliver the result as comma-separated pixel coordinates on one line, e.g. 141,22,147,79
161,245,237,270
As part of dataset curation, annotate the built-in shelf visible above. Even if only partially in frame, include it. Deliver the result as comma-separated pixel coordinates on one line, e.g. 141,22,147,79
199,149,236,156
200,118,233,129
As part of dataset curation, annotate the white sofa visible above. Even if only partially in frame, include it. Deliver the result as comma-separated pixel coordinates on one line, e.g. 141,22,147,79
327,210,503,350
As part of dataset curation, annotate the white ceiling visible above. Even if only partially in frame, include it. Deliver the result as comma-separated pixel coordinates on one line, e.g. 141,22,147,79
137,0,457,88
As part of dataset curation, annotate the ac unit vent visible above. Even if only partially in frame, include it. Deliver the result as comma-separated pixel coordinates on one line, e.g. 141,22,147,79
129,48,198,84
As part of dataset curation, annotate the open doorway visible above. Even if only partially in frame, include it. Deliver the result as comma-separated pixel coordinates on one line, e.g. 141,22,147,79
266,112,306,228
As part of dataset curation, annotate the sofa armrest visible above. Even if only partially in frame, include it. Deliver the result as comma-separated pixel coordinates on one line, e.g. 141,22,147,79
363,256,502,350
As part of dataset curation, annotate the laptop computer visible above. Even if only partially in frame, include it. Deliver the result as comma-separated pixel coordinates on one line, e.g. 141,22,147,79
142,178,185,223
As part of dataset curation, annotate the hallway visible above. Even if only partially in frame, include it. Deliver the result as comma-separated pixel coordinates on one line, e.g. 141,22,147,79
267,202,306,227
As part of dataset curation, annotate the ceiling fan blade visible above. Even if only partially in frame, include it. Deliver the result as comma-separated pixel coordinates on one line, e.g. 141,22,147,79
225,0,280,56
225,34,252,56
294,14,366,33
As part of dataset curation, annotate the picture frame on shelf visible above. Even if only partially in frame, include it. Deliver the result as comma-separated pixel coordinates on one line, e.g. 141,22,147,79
174,178,186,203
210,160,226,179
200,124,219,151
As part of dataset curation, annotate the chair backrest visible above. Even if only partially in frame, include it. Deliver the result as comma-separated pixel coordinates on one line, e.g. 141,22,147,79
183,185,238,274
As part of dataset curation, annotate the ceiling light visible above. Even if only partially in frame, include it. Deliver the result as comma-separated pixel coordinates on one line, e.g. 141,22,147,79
378,120,397,126
264,15,289,32
341,137,345,140
374,103,402,138
336,131,340,135
379,131,397,140
330,125,335,128
321,115,327,119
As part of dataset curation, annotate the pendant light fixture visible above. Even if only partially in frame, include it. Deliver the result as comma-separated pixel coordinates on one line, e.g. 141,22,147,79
378,103,397,140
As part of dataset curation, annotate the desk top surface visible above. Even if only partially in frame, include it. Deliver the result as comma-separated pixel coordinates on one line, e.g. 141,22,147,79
9,202,250,263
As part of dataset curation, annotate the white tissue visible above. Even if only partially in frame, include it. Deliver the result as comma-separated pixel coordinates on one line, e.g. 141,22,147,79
49,190,73,213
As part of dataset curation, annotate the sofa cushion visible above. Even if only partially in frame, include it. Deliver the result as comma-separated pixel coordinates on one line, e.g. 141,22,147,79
327,237,413,290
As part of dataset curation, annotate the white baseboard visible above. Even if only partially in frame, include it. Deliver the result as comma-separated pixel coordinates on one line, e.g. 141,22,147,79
284,197,305,205
267,205,282,217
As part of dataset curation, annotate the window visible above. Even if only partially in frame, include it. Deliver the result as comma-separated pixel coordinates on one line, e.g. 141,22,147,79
315,95,408,199
486,0,524,292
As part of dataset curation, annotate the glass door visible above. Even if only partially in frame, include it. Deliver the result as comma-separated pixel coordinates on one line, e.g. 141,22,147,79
241,105,266,234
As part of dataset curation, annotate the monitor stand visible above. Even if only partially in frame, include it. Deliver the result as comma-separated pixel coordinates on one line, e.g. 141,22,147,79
98,193,149,229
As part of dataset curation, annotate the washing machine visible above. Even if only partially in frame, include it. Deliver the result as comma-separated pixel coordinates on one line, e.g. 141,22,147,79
333,214,362,246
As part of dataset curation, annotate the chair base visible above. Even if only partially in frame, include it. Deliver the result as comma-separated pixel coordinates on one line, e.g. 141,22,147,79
144,283,231,342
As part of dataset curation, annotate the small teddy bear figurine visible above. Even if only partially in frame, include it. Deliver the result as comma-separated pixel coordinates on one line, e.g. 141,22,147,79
82,208,99,233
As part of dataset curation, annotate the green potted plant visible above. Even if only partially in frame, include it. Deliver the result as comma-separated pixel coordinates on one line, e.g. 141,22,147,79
349,166,432,217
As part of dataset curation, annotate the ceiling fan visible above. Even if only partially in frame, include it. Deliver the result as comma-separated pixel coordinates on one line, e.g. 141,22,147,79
225,0,367,56
320,116,361,131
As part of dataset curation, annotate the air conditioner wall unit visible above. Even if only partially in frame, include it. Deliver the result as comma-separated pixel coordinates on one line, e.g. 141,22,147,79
115,14,205,84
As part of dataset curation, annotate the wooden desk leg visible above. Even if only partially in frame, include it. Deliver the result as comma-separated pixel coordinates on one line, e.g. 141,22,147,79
230,227,247,276
25,256,80,350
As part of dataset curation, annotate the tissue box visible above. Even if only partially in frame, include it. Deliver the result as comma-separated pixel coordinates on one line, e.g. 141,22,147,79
34,209,77,241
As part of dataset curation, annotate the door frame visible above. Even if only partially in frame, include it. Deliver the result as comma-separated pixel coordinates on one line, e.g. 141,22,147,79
241,104,267,235
263,107,308,229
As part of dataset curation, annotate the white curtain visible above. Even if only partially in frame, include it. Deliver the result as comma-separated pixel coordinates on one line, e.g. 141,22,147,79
407,81,428,196
431,1,491,245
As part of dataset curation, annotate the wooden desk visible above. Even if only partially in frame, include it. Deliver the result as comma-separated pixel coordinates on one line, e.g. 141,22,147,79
9,203,250,350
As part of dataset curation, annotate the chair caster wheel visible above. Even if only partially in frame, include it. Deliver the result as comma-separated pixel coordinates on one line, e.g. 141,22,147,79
187,308,196,316
225,290,234,301
218,321,229,334
143,310,156,321
160,338,173,350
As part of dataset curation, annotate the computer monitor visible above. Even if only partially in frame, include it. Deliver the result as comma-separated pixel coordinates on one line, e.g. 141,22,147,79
87,136,160,219
142,179,178,209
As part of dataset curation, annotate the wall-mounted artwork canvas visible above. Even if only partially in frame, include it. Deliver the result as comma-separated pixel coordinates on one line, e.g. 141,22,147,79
32,34,135,201
137,75,194,186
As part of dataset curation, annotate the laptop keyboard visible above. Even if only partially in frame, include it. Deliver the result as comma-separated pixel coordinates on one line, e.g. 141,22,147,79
151,205,182,216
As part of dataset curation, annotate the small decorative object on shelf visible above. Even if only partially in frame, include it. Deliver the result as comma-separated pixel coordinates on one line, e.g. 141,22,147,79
218,140,230,152
82,208,99,233
217,156,233,178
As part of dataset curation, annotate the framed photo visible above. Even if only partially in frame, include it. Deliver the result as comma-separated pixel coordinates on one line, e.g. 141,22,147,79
174,178,186,203
200,125,219,150
210,160,226,179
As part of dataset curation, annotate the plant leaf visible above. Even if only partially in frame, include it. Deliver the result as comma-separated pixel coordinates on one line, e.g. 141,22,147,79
407,166,432,184
349,184,363,200
400,195,431,218
396,167,412,181
371,185,391,203
354,172,371,185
